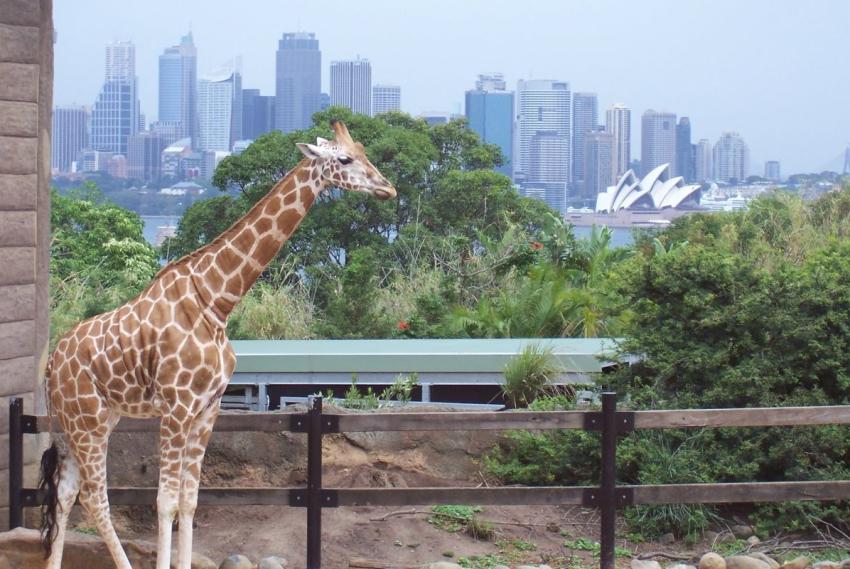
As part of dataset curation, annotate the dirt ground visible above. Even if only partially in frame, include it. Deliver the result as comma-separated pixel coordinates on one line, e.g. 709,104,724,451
59,406,689,568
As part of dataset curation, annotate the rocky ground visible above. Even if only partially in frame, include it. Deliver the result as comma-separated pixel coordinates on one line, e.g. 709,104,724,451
5,406,849,568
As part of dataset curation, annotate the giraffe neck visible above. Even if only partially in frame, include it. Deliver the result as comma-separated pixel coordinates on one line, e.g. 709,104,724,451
187,158,323,321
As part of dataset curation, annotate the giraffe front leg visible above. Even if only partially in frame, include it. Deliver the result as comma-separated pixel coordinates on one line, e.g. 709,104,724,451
157,414,188,569
177,401,221,569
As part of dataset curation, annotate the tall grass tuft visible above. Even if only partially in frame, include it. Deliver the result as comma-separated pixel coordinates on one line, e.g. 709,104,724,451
501,343,566,408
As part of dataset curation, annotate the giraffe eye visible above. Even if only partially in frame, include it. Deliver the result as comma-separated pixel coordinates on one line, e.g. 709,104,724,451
338,155,353,165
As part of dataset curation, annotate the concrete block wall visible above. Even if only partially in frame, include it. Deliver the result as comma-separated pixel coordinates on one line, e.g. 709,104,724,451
0,0,53,530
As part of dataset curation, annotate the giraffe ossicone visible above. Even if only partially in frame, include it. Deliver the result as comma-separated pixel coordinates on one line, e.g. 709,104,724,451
38,121,396,569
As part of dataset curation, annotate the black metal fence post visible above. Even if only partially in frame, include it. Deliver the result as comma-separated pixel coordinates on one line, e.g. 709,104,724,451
9,397,24,529
306,395,323,569
599,392,618,569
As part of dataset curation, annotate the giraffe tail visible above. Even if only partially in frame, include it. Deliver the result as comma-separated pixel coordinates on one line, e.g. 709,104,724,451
37,442,60,558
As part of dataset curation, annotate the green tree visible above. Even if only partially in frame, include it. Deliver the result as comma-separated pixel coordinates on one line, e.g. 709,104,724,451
50,184,159,346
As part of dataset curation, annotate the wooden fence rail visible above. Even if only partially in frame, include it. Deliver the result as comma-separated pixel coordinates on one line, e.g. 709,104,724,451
9,394,850,569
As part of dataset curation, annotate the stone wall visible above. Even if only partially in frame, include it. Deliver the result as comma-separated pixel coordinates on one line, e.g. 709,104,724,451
0,0,53,530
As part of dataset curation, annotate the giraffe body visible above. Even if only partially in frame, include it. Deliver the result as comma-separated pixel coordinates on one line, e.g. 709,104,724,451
40,122,396,569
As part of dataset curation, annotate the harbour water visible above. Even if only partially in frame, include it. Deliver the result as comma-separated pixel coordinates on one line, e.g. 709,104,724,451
141,215,179,247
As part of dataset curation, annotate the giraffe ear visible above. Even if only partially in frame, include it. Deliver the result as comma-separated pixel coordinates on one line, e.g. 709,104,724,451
297,143,325,160
316,137,329,146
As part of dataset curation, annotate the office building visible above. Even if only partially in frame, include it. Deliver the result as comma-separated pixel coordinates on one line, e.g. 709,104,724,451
572,92,598,194
242,88,276,140
91,41,139,155
275,32,321,132
465,73,514,177
605,104,631,182
158,32,197,142
713,132,749,183
676,117,694,182
372,84,401,115
128,132,165,182
764,161,781,182
695,139,712,182
515,79,571,212
150,120,182,147
330,58,372,116
583,129,613,200
52,105,88,173
197,61,242,152
107,154,127,178
641,110,677,177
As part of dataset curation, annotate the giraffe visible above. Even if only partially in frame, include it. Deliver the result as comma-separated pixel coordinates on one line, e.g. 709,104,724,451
37,121,396,569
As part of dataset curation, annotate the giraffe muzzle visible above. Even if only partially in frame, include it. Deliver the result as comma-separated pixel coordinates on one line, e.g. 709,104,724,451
373,186,397,200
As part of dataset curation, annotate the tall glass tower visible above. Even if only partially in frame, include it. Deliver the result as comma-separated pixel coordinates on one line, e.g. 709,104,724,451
641,109,677,176
571,92,598,194
275,33,321,133
605,103,631,182
158,32,197,142
330,58,372,116
465,73,514,177
91,41,139,155
198,61,242,152
515,79,571,214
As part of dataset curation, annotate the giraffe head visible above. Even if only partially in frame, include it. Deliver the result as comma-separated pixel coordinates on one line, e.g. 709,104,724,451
296,121,397,200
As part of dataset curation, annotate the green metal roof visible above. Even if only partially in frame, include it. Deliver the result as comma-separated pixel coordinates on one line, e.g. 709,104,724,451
231,338,620,375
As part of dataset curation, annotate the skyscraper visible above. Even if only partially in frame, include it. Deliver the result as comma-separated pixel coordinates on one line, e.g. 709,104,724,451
91,41,139,155
330,58,372,116
275,33,321,132
572,92,598,194
465,73,514,177
713,132,749,183
515,79,571,213
641,110,677,176
372,85,401,115
584,129,613,200
605,104,631,182
764,161,781,181
676,117,694,182
695,139,712,182
241,89,276,140
128,132,164,182
158,32,197,142
52,106,88,173
198,61,242,152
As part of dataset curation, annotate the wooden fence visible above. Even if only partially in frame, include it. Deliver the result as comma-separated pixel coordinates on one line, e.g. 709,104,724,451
9,393,850,569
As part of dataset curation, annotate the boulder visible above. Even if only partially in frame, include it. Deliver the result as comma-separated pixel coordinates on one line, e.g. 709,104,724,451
0,527,216,569
812,563,842,569
660,533,676,545
780,557,812,569
731,525,755,539
747,536,761,546
748,553,780,569
699,552,727,569
725,556,771,569
258,556,288,569
428,563,464,569
632,560,663,569
668,564,697,569
219,554,253,569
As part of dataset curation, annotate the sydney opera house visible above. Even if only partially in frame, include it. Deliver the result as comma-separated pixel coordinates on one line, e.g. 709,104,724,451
595,163,701,213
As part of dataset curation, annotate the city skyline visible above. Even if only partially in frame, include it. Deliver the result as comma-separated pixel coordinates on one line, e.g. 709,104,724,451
53,1,850,175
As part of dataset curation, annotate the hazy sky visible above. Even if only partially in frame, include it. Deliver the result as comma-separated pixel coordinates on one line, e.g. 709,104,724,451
54,0,850,174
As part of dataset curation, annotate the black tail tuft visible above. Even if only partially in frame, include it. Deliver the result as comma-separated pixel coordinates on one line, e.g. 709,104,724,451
37,443,60,559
